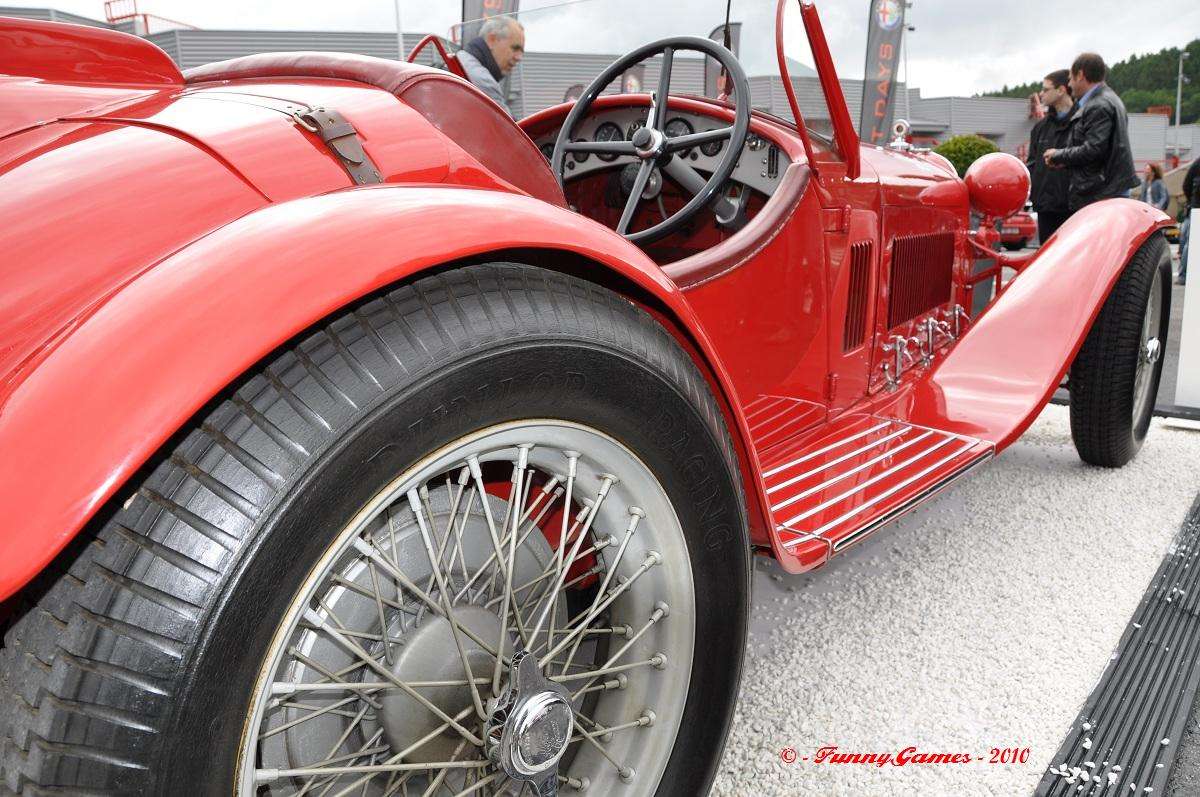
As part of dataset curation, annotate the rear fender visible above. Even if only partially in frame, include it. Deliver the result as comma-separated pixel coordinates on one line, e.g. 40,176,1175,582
0,186,756,601
897,198,1171,449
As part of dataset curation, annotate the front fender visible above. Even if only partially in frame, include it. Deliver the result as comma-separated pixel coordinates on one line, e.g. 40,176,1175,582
897,198,1170,449
0,185,746,601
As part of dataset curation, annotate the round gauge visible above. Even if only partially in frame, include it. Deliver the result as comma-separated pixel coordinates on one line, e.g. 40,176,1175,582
664,117,694,156
570,139,590,164
540,143,555,161
747,134,767,151
626,118,646,140
593,122,624,162
699,131,724,157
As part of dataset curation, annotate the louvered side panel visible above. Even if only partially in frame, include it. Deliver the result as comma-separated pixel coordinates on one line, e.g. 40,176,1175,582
886,232,955,328
842,241,873,352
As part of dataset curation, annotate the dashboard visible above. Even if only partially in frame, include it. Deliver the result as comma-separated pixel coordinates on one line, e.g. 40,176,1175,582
534,107,792,198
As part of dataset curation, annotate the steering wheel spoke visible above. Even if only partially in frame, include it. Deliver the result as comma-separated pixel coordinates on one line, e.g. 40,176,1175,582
616,161,655,235
648,48,674,131
661,156,738,222
663,126,733,154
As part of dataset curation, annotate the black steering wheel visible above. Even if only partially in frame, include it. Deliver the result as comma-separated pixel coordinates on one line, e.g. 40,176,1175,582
551,36,751,244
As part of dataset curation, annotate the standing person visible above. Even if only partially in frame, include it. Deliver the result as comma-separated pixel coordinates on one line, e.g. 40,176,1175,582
1026,69,1074,243
1181,157,1199,285
458,16,525,117
1139,163,1169,211
1044,53,1138,211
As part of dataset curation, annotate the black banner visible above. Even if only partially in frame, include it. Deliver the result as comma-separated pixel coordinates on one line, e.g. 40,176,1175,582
704,22,742,99
859,0,906,144
460,0,520,43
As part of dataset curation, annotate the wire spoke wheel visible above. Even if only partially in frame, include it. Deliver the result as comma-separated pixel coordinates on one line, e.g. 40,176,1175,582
241,421,694,796
1131,264,1163,427
0,265,745,796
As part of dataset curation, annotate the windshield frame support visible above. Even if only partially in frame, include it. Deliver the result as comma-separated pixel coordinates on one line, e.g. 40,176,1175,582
776,0,862,182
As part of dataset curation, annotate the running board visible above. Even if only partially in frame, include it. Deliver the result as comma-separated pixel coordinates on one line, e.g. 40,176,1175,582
751,408,994,570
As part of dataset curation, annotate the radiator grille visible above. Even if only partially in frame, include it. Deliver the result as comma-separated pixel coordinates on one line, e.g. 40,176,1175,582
886,232,955,328
842,241,873,352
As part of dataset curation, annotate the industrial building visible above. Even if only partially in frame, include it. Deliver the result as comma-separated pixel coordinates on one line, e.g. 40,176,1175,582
3,4,1194,168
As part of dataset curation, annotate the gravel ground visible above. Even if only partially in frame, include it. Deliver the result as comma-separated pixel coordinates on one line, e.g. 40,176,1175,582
711,404,1200,797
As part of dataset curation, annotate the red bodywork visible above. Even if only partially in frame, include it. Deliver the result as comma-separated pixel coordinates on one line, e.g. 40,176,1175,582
0,7,1171,600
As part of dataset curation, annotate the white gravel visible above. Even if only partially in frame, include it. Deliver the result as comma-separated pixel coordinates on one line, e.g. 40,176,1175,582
712,404,1200,796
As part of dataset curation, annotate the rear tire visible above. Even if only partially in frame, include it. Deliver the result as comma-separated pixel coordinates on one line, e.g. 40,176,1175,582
0,263,749,795
1068,233,1171,467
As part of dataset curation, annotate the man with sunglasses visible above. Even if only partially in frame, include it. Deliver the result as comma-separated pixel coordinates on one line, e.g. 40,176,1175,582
1044,53,1138,211
1026,69,1074,243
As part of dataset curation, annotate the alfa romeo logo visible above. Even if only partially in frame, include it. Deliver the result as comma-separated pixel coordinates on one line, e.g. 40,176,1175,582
875,0,903,30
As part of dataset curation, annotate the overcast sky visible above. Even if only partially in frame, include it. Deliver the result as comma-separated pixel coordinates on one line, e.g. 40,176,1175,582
12,0,1198,97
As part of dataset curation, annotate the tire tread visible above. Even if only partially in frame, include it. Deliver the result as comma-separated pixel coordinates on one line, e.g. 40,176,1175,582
0,263,740,793
1069,233,1170,467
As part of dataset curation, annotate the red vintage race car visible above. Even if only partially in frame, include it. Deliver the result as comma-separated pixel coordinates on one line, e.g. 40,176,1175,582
0,2,1174,794
999,206,1038,250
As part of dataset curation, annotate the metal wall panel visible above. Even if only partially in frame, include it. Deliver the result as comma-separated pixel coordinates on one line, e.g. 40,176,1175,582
1129,113,1168,168
1169,124,1200,160
162,30,420,69
0,6,111,27
512,52,705,118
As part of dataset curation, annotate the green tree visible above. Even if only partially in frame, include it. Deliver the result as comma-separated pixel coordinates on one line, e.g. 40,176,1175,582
933,135,1000,177
982,39,1200,124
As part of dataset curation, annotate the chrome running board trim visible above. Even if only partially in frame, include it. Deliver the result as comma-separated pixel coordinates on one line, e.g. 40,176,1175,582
829,450,994,551
761,420,891,479
766,426,911,496
760,412,994,554
780,434,957,529
769,430,935,512
815,439,977,537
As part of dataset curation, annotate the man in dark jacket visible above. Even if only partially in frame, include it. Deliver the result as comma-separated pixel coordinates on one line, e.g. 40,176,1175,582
1181,158,1198,284
1026,69,1073,242
458,16,524,117
1044,53,1138,211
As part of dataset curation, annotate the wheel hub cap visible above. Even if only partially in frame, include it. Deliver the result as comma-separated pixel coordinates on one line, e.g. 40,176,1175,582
1144,337,1161,365
487,652,574,790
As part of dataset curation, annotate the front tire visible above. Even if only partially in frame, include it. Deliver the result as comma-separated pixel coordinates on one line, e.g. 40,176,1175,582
1069,233,1171,467
0,264,749,795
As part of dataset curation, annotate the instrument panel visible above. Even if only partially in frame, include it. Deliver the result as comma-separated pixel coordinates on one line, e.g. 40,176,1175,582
537,107,791,197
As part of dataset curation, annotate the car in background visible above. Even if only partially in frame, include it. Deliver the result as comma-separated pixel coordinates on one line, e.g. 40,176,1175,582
999,205,1038,250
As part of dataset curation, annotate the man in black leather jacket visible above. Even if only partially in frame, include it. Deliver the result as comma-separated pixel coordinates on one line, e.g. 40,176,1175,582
1181,158,1198,284
1044,53,1138,211
1026,69,1073,242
